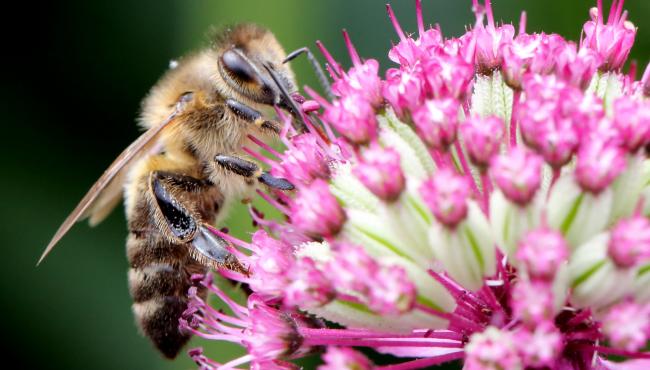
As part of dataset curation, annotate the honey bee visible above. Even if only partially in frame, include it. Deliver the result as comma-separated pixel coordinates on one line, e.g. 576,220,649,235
38,24,304,358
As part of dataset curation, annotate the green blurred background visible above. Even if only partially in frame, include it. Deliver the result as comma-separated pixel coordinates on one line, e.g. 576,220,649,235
2,1,648,369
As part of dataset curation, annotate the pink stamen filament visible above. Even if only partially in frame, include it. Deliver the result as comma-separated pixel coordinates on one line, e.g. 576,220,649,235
452,141,482,198
247,134,283,158
510,90,521,147
518,11,527,35
589,345,650,359
298,327,463,340
242,146,276,167
301,337,463,348
206,225,253,251
342,29,361,66
485,0,495,28
375,351,465,370
256,189,290,215
386,4,406,41
416,0,425,36
219,354,253,370
202,280,249,317
480,172,491,215
316,40,343,77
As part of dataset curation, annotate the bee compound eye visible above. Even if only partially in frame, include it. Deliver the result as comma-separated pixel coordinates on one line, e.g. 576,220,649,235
221,49,258,83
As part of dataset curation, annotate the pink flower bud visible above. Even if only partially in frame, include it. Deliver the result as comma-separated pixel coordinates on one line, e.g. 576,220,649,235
324,93,377,145
383,67,425,118
473,24,515,74
575,137,626,194
273,134,331,185
318,347,373,370
353,145,405,202
514,322,563,368
516,228,569,280
555,43,601,89
285,257,335,308
290,179,346,238
511,280,556,326
465,327,521,370
332,59,383,107
411,98,459,150
608,216,650,268
602,301,650,352
419,169,470,228
460,115,504,169
613,97,650,152
490,147,543,205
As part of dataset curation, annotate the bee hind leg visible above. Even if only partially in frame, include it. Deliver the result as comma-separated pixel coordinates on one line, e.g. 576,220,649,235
214,154,294,191
149,173,245,272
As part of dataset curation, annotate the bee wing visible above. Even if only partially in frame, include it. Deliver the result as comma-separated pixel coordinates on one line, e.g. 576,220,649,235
82,139,164,226
38,108,182,265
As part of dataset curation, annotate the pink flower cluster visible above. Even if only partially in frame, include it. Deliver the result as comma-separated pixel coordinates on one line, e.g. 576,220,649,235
181,1,650,369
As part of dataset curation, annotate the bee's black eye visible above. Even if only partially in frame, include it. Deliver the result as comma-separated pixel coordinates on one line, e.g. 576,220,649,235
221,49,257,83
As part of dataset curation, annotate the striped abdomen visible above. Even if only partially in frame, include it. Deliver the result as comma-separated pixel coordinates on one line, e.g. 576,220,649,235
125,171,223,358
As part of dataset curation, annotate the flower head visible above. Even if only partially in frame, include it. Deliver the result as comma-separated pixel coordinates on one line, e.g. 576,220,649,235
183,1,650,369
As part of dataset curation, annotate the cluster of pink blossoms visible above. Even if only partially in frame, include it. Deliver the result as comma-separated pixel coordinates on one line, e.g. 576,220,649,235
182,1,650,369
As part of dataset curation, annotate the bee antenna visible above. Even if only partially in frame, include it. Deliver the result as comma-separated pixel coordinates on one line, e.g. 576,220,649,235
283,47,334,100
263,63,308,133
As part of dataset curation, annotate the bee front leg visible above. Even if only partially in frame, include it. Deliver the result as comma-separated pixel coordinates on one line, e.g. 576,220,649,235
213,154,294,191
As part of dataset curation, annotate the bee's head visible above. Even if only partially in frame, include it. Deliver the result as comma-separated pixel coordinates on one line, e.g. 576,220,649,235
215,24,297,111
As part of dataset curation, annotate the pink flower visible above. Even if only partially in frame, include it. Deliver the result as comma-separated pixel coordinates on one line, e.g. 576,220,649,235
318,347,373,370
420,169,470,228
383,66,425,118
555,43,602,89
326,243,416,314
613,97,650,152
290,179,346,238
602,301,650,352
244,296,305,361
608,216,650,268
460,115,504,169
473,6,515,74
581,0,636,71
518,74,582,167
332,59,383,107
574,137,626,194
353,145,405,202
502,33,567,89
248,230,294,298
323,93,377,145
514,322,563,368
517,228,569,280
511,279,556,325
490,147,543,205
284,257,335,308
411,98,459,150
273,134,331,185
465,327,522,370
422,52,474,100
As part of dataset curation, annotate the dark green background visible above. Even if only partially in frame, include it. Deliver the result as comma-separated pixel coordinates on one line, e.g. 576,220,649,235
2,1,648,369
